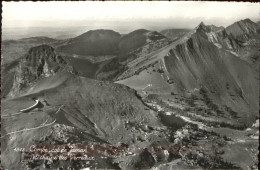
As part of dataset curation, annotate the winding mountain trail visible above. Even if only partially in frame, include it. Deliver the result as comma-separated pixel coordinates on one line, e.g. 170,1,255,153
1,106,58,118
19,99,39,112
145,101,208,129
1,119,56,138
1,112,22,118
1,100,40,119
1,105,64,138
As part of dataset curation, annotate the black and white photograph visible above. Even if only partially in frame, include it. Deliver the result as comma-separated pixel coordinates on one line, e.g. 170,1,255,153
1,1,259,169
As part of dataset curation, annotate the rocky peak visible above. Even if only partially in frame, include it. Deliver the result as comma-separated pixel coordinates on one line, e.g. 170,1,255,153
199,22,205,27
23,45,67,77
186,22,240,51
208,25,225,32
10,45,75,96
242,18,255,24
197,22,210,32
226,18,258,42
196,22,224,33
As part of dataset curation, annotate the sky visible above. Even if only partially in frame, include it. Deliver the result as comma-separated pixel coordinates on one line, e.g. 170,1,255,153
2,1,260,31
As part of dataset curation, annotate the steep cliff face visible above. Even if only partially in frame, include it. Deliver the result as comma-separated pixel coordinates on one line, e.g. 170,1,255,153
10,45,75,96
196,22,240,50
117,21,258,126
225,19,260,65
164,22,258,119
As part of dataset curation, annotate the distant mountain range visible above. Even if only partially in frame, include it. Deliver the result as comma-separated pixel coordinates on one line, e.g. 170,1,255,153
56,29,121,56
55,29,168,57
3,18,259,117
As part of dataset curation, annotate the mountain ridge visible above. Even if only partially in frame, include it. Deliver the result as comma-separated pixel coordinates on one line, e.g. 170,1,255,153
117,20,258,126
226,18,258,42
56,29,168,57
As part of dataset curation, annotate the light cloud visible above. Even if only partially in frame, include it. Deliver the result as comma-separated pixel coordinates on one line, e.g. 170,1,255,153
2,1,259,29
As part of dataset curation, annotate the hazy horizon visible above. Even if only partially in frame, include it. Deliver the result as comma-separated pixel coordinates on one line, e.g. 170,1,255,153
3,2,259,29
2,1,259,40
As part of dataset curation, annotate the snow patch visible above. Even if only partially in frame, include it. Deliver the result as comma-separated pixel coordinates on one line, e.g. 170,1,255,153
177,115,206,129
237,139,246,143
165,112,172,115
214,43,222,49
252,119,259,128
251,135,259,140
43,62,51,77
206,32,218,43
225,39,233,49
226,50,239,56
173,50,181,61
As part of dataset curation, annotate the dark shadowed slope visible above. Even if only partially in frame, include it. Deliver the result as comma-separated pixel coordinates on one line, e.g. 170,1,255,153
1,71,167,169
56,29,169,59
54,29,171,81
56,29,121,56
118,29,167,55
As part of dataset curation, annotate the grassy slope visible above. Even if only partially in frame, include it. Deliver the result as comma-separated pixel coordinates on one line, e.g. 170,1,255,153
1,71,165,169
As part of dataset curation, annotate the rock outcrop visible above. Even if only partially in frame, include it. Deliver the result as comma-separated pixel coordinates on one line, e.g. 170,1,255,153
10,45,75,96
